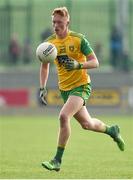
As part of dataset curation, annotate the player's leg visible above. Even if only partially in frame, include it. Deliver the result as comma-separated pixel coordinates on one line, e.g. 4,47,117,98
74,106,125,151
74,106,107,132
42,95,84,171
57,95,83,146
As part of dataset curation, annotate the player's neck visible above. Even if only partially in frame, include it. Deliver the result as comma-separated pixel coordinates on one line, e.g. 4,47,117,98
57,29,69,39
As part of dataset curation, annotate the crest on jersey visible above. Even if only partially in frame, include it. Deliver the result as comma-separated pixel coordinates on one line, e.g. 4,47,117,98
69,45,74,52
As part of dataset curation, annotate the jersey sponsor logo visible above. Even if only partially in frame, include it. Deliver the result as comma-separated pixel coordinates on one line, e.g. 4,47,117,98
57,55,69,65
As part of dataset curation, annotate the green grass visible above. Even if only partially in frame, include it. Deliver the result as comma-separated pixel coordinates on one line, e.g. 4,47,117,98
0,115,133,179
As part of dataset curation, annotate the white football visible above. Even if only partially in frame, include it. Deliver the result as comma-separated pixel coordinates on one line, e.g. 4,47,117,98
36,42,57,63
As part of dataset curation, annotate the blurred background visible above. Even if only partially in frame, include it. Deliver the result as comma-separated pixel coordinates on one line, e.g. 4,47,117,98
0,0,133,116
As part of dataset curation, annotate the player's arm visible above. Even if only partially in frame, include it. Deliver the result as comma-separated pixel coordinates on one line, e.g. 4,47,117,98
81,52,99,69
40,62,50,88
39,62,50,105
80,36,99,69
65,36,99,70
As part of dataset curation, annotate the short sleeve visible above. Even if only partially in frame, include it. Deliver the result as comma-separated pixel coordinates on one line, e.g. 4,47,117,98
81,37,93,56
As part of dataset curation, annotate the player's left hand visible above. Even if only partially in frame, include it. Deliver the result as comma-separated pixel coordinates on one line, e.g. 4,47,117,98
64,58,83,71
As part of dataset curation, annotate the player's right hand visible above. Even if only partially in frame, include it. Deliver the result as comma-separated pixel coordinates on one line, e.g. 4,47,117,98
39,87,47,105
64,57,83,71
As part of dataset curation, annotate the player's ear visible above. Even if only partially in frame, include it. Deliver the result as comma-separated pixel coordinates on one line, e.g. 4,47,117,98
67,21,69,26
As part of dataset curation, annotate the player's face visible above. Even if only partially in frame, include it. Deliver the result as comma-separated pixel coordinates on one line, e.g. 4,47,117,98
52,14,69,38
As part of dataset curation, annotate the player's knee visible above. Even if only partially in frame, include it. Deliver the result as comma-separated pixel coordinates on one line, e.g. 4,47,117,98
59,112,68,127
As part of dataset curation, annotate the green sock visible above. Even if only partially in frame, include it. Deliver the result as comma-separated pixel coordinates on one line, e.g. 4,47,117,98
54,146,65,163
105,126,114,138
105,126,112,135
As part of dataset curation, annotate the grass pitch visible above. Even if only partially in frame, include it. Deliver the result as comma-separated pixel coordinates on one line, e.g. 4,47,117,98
0,115,133,179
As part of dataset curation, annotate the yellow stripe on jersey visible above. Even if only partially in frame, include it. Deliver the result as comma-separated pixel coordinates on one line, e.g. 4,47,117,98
46,31,93,91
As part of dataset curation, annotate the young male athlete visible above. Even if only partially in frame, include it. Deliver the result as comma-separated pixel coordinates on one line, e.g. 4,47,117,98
39,7,125,171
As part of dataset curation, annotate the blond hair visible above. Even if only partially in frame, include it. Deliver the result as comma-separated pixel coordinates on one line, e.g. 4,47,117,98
52,7,70,21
